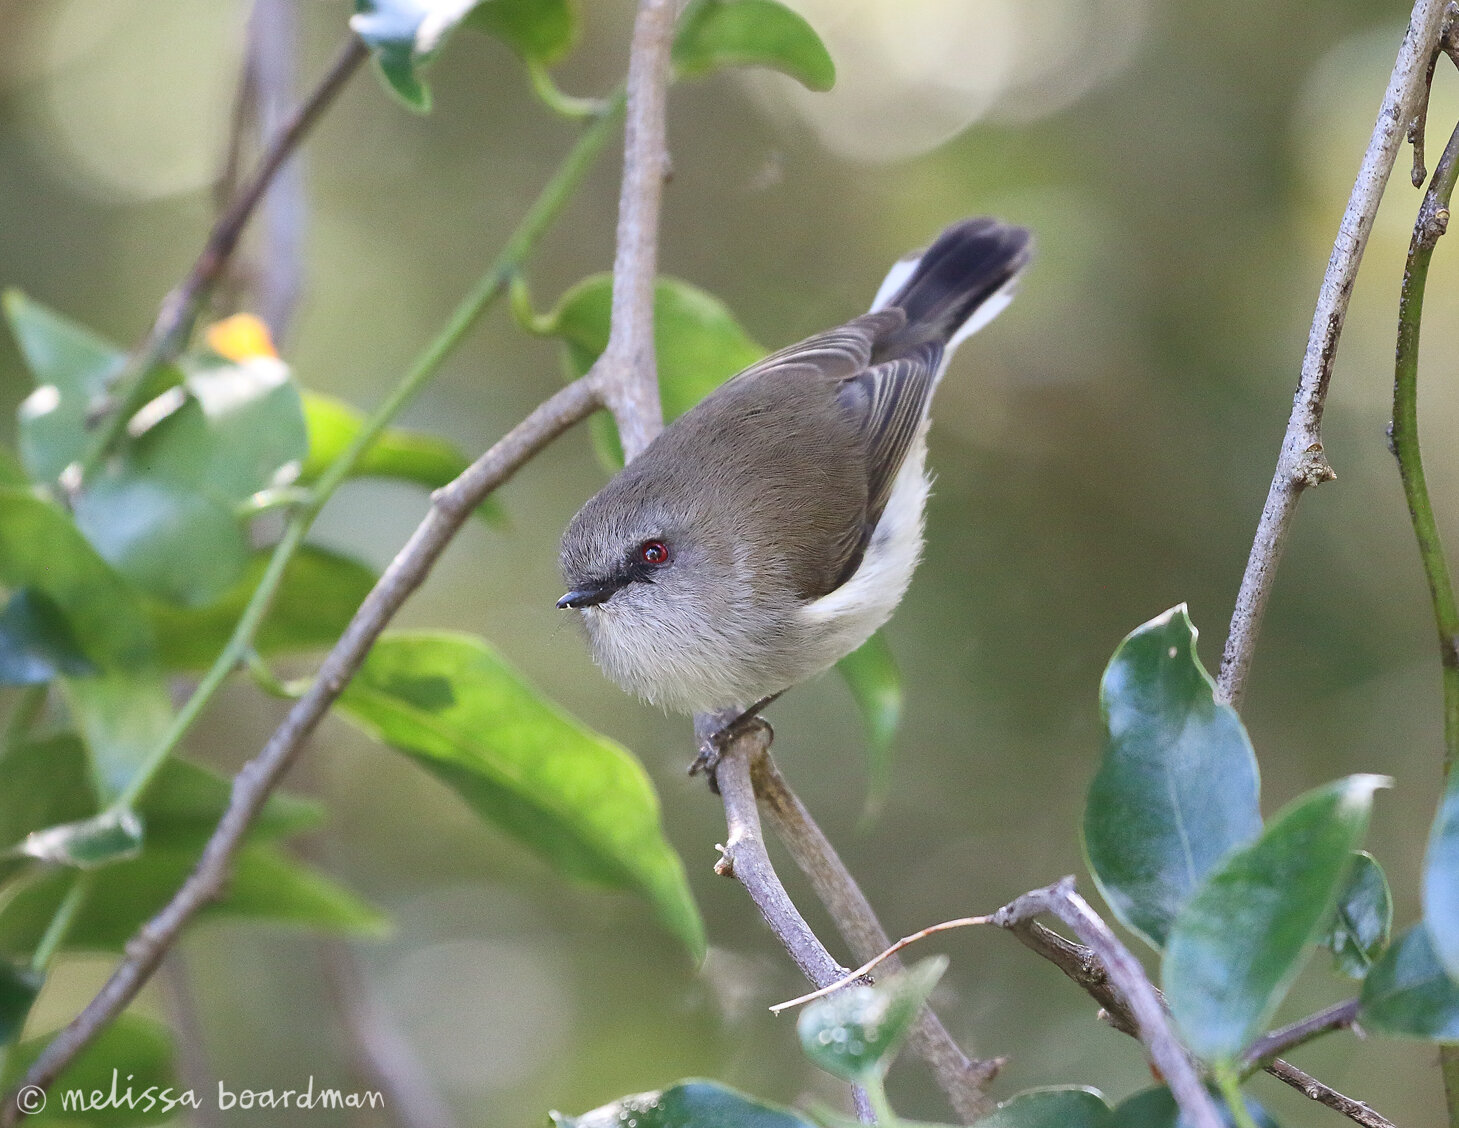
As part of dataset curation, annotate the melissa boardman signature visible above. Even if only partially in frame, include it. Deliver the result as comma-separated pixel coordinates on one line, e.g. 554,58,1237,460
14,1071,385,1116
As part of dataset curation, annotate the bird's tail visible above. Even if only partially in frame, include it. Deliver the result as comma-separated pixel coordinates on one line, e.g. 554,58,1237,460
870,217,1033,358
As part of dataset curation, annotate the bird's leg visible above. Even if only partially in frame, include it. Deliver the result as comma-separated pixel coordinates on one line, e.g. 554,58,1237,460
689,692,784,785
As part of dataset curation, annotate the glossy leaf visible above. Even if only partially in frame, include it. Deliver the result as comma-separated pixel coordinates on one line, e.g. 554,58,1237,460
0,959,41,1046
552,1080,815,1128
1112,1085,1279,1128
299,392,501,524
147,544,377,671
974,1087,1113,1128
1085,605,1262,950
13,807,143,869
1322,850,1392,979
3,1015,177,1127
1424,775,1459,981
797,955,946,1082
6,288,126,483
1359,922,1459,1041
673,0,835,91
335,631,704,959
0,589,95,685
1163,774,1389,1065
836,631,901,817
465,0,577,65
0,843,384,955
541,272,765,466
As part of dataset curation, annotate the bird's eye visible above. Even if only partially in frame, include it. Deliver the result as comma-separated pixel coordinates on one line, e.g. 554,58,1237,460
640,539,670,566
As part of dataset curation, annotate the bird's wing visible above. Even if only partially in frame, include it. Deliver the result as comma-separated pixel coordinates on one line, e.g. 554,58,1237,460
734,309,905,384
836,340,942,533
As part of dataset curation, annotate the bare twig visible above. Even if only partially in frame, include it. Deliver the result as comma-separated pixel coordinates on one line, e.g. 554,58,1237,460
753,755,1000,1121
586,0,673,461
77,32,369,480
1265,1058,1397,1128
1217,0,1451,707
0,377,602,1128
1241,998,1360,1070
1410,3,1459,186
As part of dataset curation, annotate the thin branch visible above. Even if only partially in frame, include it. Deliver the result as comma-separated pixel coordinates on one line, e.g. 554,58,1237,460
587,0,673,462
1266,1059,1397,1128
1217,0,1451,708
752,755,1001,1121
77,32,369,481
991,879,1224,1128
0,377,602,1128
1241,998,1360,1071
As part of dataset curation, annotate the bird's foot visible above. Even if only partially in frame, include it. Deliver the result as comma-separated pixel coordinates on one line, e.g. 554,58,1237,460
690,694,783,789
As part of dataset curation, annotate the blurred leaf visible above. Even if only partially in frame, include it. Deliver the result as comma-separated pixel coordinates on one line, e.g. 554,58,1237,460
974,1087,1112,1128
465,0,578,65
1359,922,1459,1041
3,1014,177,1126
13,808,142,869
673,0,835,91
335,631,704,959
138,756,322,847
1112,1085,1280,1128
0,488,154,671
0,446,27,486
551,1080,815,1128
147,544,377,671
0,735,95,882
0,488,173,800
0,958,41,1046
797,955,946,1083
5,289,126,483
1085,605,1262,950
299,392,501,524
540,273,765,468
0,843,384,956
1163,774,1389,1066
73,354,308,608
1424,776,1459,981
0,589,96,685
1322,851,1391,980
835,631,900,818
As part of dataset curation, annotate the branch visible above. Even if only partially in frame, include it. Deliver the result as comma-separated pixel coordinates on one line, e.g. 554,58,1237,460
1265,1058,1397,1128
78,32,369,481
1217,0,1451,708
586,0,673,462
1241,998,1360,1071
0,377,602,1128
752,754,1001,1121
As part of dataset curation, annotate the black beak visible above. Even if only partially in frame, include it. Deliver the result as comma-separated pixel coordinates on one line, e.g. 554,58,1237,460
556,580,624,609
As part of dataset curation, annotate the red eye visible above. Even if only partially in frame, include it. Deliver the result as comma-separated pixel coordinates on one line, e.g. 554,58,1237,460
640,540,670,566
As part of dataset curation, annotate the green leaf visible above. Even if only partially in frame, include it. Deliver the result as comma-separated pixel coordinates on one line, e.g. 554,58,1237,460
3,1014,178,1127
137,756,323,847
1322,851,1392,979
1162,774,1389,1066
974,1087,1113,1128
60,671,175,806
539,273,766,468
0,958,41,1046
464,0,578,65
0,446,28,486
1085,605,1262,950
147,544,377,671
0,843,384,956
797,955,946,1083
0,589,96,685
1424,774,1459,981
13,807,143,869
551,1080,815,1128
1112,1085,1280,1128
0,734,95,885
835,631,900,818
1359,922,1459,1041
299,392,501,524
6,289,127,483
673,0,835,91
335,631,703,958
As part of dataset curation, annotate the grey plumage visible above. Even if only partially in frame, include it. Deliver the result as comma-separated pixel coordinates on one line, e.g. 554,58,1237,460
559,217,1033,716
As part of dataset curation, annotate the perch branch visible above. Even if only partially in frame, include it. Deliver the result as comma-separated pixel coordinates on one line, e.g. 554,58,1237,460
753,754,1001,1121
587,0,674,461
77,32,369,481
1217,0,1451,707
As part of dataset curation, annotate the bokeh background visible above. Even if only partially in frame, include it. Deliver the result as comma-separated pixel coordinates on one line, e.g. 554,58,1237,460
3,0,1459,1124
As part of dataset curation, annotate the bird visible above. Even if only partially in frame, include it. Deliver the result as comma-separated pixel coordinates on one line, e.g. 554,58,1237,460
558,217,1032,771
